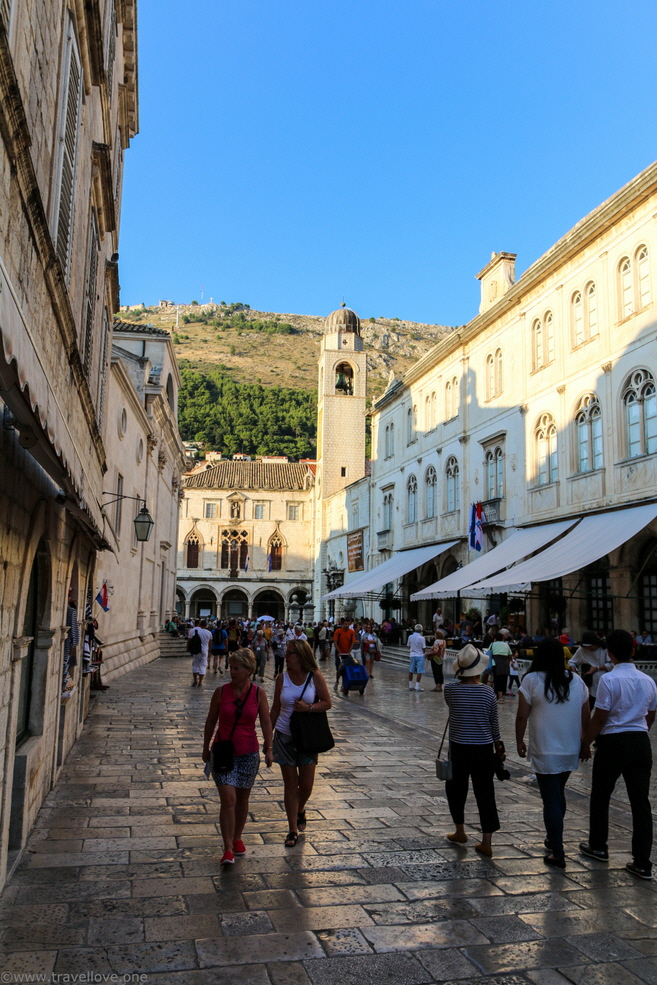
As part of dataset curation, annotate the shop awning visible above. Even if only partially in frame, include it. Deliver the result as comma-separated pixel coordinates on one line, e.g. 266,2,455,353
472,502,657,592
322,540,459,600
410,518,579,600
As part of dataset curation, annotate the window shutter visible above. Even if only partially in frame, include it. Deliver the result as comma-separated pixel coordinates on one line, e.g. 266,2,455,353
83,210,100,376
56,29,82,276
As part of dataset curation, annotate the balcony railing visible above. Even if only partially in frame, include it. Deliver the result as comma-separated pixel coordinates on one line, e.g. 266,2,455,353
481,498,502,523
377,529,392,550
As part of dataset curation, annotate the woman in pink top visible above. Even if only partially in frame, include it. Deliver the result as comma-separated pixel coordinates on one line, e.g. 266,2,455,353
203,648,273,865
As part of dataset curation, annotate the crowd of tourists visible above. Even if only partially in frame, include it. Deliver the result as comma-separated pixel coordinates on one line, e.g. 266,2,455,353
171,610,657,881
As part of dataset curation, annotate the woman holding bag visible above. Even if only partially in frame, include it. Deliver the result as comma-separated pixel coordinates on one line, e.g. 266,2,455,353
443,644,503,857
202,648,273,866
270,639,332,847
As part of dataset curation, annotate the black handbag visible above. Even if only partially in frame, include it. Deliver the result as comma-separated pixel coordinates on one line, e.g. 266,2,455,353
211,684,253,773
289,674,335,755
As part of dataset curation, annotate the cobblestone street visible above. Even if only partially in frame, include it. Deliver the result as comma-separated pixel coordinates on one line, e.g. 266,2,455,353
2,656,656,985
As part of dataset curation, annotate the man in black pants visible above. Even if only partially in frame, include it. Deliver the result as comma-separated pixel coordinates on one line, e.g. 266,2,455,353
579,629,657,879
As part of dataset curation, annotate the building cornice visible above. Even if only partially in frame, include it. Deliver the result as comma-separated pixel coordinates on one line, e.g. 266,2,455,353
372,159,657,414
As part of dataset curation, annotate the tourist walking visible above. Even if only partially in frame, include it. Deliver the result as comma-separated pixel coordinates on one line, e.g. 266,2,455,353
408,623,426,691
429,630,446,692
515,638,590,868
189,619,213,688
270,639,332,848
444,644,503,857
579,629,657,879
202,648,273,865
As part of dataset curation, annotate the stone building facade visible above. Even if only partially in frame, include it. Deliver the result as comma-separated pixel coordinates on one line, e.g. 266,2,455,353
94,321,186,678
0,0,145,888
323,162,657,640
178,461,315,623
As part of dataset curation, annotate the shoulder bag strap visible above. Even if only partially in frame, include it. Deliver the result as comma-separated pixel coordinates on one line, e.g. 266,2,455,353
297,672,313,702
226,683,253,741
437,708,450,758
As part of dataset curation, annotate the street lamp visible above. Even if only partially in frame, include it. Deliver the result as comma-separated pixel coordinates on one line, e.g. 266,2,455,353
101,492,155,543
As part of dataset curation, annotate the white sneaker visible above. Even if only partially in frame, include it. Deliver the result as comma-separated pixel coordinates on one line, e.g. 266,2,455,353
408,683,414,690
415,685,424,691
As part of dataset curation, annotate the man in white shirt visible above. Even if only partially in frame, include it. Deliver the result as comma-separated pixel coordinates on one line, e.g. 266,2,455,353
407,624,427,692
189,619,213,688
580,628,657,879
432,608,444,633
293,624,308,642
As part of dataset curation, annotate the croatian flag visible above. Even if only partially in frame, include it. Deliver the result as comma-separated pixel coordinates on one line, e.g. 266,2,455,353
468,504,477,550
267,553,273,572
96,583,110,612
474,502,485,552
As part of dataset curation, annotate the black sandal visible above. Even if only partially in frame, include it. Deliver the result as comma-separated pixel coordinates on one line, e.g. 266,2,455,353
297,811,307,832
284,831,299,847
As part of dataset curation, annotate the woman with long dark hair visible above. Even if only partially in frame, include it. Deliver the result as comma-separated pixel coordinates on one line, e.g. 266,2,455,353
270,639,332,847
515,637,590,868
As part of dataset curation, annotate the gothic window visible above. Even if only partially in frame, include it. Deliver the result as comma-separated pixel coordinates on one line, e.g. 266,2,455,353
425,466,437,519
446,456,460,512
536,413,558,485
431,391,436,429
484,447,504,499
407,474,417,523
486,354,495,400
220,529,249,571
575,394,603,473
186,536,199,569
407,407,413,444
385,422,395,458
268,535,283,571
623,369,657,459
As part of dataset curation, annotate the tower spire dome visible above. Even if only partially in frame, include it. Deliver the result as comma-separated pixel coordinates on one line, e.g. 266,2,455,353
324,304,361,336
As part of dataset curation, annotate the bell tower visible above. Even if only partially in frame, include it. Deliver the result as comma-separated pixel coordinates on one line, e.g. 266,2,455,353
316,303,367,498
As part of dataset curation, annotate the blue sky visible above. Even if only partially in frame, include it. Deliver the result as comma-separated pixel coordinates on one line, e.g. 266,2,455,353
119,0,657,326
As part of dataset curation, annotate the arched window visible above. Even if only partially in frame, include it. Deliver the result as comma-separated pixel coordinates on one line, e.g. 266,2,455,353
425,466,437,519
384,422,395,458
268,535,283,571
431,391,436,429
586,282,598,336
494,348,503,395
445,376,459,419
486,354,495,400
619,257,633,318
446,456,460,512
485,447,504,499
637,245,651,308
572,291,583,346
335,362,354,395
425,394,431,430
532,312,554,370
186,536,199,568
445,380,452,419
575,394,603,473
536,414,558,485
407,474,417,523
623,370,657,459
406,407,413,444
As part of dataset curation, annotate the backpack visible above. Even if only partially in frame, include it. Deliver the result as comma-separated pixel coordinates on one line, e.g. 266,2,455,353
187,631,202,655
228,626,238,642
213,627,226,648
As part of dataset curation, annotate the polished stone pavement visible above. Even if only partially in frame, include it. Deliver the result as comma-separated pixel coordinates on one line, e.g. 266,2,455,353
2,656,656,985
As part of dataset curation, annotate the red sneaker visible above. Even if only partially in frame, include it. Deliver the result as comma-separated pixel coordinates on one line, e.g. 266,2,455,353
220,850,235,865
233,840,246,856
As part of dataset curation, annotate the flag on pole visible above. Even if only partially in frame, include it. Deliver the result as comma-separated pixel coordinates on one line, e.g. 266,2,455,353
468,503,477,550
244,554,250,572
474,502,485,552
267,553,273,572
95,583,110,612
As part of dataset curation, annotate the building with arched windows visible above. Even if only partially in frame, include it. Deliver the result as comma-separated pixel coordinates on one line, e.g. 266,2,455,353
320,161,657,639
177,460,315,622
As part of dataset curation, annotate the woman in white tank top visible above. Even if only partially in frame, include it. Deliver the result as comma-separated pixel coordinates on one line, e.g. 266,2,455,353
270,639,332,847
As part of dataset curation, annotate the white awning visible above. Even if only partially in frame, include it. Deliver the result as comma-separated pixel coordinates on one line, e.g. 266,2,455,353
411,519,579,600
473,502,657,592
322,541,459,600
